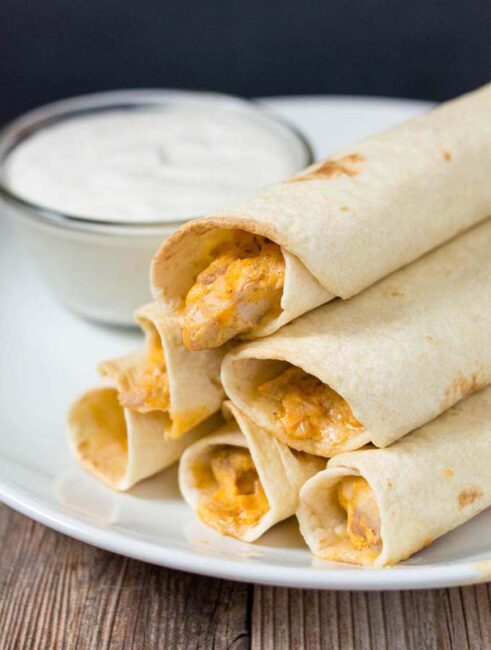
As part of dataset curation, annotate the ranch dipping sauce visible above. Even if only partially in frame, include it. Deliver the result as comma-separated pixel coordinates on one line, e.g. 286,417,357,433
0,90,310,325
4,106,302,223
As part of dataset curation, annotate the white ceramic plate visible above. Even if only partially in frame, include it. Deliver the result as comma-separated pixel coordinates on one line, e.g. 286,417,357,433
2,96,491,591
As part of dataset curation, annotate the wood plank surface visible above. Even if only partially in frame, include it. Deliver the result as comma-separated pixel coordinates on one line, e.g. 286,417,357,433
0,503,490,650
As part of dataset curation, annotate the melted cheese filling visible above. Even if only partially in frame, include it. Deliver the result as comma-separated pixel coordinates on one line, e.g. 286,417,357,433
258,366,363,446
337,477,382,557
119,327,170,413
183,232,285,351
195,446,269,538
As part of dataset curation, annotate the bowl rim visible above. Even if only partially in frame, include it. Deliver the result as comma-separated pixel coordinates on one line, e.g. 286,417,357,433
0,88,313,236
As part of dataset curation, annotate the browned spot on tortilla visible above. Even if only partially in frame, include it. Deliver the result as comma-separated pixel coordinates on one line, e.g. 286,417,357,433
443,468,454,478
340,205,350,212
458,488,483,509
386,287,403,297
386,479,393,489
425,334,445,347
441,371,487,411
443,149,452,162
290,153,365,183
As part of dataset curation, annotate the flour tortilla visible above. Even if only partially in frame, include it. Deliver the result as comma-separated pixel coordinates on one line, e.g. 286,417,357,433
151,84,491,339
99,302,225,438
297,386,491,566
222,219,491,456
67,386,219,491
178,402,324,542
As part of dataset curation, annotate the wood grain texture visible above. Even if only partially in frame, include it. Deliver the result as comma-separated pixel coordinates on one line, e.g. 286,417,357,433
0,503,490,650
251,586,491,650
0,504,251,650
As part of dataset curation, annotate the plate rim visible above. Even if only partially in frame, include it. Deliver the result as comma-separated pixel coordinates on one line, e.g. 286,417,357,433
0,464,487,591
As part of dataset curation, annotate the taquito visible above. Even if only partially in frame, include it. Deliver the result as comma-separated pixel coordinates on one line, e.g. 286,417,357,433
99,301,224,438
67,386,217,491
151,84,491,351
179,402,324,542
297,386,491,567
221,219,491,457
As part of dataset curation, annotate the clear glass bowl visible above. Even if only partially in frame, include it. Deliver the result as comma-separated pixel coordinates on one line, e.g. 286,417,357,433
0,89,312,326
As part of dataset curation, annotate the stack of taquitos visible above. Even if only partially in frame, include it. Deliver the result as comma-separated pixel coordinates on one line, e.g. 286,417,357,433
67,83,491,566
179,218,491,554
216,219,491,563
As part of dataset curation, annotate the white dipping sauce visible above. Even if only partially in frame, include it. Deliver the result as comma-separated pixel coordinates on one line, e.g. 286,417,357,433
5,107,301,222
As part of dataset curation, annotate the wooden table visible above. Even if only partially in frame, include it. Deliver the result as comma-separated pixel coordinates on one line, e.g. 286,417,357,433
1,503,490,649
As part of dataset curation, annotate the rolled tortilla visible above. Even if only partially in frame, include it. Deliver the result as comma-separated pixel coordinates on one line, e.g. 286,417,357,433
99,301,225,438
178,402,324,542
151,84,491,349
297,386,491,567
222,219,491,457
67,386,219,491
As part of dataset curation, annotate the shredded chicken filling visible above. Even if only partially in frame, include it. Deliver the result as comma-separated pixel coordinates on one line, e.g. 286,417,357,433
183,232,285,351
195,446,269,537
337,477,382,552
258,366,363,445
119,328,170,413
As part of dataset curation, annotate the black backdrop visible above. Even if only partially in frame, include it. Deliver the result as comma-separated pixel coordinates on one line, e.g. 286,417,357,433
2,0,490,125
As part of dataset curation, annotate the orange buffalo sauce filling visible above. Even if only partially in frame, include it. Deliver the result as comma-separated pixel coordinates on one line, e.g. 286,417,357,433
258,367,363,445
337,477,382,557
119,328,170,413
183,232,285,351
195,446,269,538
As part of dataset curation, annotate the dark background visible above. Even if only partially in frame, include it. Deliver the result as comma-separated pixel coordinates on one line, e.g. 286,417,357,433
2,0,490,125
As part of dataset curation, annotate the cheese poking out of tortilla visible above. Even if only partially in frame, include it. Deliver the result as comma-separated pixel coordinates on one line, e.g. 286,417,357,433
258,366,363,448
314,476,382,565
194,446,269,538
183,232,285,351
337,476,382,552
119,325,170,413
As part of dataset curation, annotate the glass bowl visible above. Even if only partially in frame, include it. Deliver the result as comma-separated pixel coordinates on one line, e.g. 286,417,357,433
0,89,312,326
